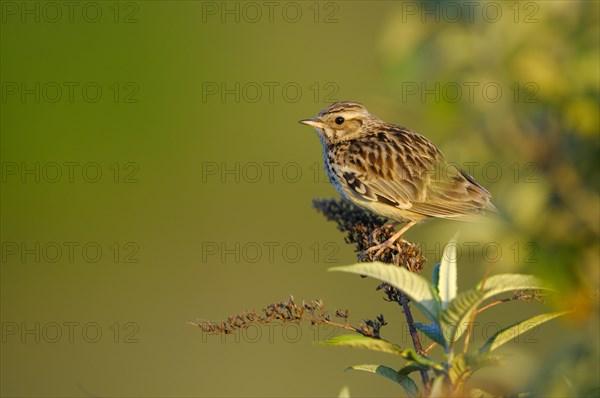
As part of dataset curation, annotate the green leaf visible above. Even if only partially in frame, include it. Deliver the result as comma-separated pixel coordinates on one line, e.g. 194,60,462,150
468,354,504,368
397,375,419,398
402,349,444,370
429,375,448,398
398,362,429,377
432,263,440,294
479,311,569,354
415,322,446,348
438,238,458,309
337,386,351,398
323,334,442,370
449,353,503,388
441,274,552,345
469,388,496,397
478,274,551,294
347,364,397,381
347,365,419,397
330,262,440,322
448,353,469,386
440,289,486,345
321,334,405,356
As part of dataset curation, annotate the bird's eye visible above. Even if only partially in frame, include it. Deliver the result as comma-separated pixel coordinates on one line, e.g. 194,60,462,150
335,116,345,125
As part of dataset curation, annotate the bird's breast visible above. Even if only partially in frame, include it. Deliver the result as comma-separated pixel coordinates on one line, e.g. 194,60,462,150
321,144,351,201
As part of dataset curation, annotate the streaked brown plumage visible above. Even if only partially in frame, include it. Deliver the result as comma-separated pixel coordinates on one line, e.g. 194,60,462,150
299,101,496,253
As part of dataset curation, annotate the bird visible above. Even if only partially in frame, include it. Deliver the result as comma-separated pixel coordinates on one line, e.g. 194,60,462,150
299,101,496,255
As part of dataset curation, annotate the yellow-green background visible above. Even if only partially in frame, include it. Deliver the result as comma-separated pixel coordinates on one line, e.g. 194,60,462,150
1,1,598,397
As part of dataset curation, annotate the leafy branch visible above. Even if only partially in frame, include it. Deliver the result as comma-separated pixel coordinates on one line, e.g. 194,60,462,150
191,198,570,397
188,295,393,339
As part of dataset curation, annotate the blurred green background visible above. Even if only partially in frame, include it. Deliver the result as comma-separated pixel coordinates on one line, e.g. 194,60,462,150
1,1,598,397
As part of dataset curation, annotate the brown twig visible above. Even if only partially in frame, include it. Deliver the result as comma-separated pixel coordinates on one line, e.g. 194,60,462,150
423,342,437,355
475,298,514,315
188,296,393,340
399,294,430,390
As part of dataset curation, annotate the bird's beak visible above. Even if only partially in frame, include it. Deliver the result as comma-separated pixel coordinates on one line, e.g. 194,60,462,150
299,118,325,129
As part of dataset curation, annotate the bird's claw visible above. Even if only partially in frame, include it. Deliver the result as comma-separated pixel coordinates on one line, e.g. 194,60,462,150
361,237,408,260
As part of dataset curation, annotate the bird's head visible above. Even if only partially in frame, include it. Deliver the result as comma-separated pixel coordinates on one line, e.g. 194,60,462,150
299,101,372,142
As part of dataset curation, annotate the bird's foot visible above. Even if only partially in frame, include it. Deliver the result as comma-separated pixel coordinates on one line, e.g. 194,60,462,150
369,225,391,244
357,224,394,261
366,236,408,258
358,220,418,261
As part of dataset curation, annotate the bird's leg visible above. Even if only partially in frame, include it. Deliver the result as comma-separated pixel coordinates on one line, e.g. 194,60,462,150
369,222,399,245
365,220,418,257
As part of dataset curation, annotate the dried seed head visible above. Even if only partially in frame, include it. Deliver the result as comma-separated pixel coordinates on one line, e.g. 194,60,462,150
313,198,426,272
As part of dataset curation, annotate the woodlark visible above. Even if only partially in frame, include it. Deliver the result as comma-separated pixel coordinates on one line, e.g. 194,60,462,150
300,101,496,255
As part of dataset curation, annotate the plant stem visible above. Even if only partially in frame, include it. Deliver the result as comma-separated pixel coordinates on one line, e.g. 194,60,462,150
317,319,361,333
462,262,497,354
423,342,437,354
475,298,513,315
399,294,430,390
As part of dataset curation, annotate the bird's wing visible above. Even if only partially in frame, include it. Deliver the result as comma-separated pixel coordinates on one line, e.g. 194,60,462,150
333,129,495,219
411,166,497,218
